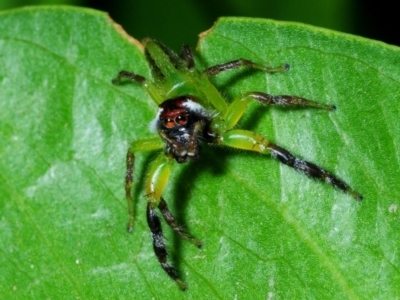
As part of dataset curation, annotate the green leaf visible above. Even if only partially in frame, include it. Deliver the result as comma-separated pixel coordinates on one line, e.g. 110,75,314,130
1,7,399,299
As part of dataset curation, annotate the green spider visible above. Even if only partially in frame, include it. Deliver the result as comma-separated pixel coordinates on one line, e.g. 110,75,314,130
112,38,362,290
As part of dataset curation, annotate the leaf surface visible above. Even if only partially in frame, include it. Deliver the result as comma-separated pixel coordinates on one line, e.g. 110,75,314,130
0,7,399,299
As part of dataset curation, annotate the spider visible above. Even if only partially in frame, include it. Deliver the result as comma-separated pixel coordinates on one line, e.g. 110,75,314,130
112,38,362,290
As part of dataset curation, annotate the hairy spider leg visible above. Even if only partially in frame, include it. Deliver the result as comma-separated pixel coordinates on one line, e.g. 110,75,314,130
222,91,335,130
125,137,164,231
112,70,164,105
180,45,195,70
126,138,201,289
198,56,293,117
144,153,186,287
145,152,201,290
146,201,187,291
158,197,203,247
218,130,362,200
202,58,290,76
216,90,362,200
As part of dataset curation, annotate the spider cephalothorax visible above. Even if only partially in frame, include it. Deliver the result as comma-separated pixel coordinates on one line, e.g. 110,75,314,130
112,38,362,290
153,96,214,163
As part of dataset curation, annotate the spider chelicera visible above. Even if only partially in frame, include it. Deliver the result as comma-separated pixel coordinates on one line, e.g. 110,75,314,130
112,38,362,290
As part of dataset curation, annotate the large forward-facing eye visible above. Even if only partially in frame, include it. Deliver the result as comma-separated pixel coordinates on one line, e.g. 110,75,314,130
175,114,187,125
163,117,175,128
163,114,188,128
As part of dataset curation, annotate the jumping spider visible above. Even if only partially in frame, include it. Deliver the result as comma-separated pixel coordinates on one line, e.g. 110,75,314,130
112,38,362,290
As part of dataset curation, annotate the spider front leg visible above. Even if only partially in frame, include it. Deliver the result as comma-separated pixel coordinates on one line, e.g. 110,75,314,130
144,152,201,290
218,129,362,200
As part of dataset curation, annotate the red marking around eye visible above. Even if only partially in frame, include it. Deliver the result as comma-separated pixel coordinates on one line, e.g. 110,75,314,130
159,97,191,127
160,107,186,120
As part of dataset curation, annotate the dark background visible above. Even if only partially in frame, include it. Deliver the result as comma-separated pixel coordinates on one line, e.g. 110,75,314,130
1,0,398,50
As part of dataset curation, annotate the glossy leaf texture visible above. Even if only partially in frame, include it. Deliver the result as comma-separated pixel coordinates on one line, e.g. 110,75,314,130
0,6,399,300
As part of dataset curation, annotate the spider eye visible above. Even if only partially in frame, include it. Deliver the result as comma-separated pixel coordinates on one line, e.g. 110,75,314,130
175,114,187,125
163,118,175,128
